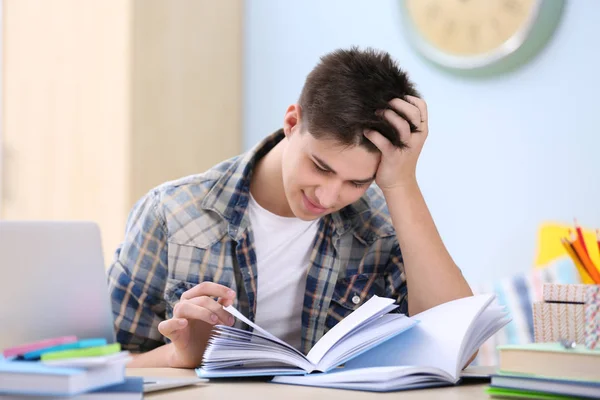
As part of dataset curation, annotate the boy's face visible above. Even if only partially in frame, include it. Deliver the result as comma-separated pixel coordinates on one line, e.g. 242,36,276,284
281,106,380,221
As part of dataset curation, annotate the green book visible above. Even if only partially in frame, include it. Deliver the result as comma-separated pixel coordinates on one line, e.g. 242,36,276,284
496,342,600,382
497,342,600,355
40,343,121,361
487,387,583,400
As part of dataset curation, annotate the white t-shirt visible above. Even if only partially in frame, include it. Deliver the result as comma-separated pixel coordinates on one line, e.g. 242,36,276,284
248,194,320,350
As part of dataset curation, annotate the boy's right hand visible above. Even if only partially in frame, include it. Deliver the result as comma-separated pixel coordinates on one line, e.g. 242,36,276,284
157,282,236,368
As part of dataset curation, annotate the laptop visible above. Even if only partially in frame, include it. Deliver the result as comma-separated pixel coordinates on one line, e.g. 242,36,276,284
0,221,205,392
0,221,116,348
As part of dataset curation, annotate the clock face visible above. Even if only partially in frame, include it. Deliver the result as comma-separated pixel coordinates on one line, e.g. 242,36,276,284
404,0,538,57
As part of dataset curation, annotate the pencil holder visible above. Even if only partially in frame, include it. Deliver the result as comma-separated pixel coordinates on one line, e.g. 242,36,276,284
533,283,600,349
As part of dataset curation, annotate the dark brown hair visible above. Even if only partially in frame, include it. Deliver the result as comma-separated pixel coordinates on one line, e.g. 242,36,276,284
298,47,420,151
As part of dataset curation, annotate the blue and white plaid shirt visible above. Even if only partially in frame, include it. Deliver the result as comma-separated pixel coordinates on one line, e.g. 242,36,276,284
107,130,408,355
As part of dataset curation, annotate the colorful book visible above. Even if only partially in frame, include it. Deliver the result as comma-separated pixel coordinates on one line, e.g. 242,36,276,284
40,343,121,362
2,336,77,358
22,339,107,360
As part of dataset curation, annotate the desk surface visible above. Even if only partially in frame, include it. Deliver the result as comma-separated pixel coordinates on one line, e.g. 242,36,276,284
127,368,492,399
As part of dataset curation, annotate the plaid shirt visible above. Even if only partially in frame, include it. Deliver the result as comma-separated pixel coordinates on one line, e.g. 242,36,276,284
107,130,408,355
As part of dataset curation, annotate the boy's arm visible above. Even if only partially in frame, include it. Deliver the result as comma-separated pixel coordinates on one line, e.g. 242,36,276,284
107,191,169,354
383,182,472,316
365,96,472,317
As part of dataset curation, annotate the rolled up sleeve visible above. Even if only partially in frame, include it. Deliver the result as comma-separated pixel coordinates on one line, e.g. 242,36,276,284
107,191,168,352
384,239,408,315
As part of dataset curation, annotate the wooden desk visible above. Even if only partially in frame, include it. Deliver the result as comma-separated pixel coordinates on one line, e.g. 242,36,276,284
127,368,492,399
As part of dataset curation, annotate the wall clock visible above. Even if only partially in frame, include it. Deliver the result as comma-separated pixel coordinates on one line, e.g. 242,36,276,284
400,0,565,76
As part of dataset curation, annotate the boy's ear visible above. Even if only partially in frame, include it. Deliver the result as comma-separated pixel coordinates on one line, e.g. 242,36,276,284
283,104,303,137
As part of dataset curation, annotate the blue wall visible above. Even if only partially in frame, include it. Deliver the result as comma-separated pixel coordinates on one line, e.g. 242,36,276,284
244,0,600,285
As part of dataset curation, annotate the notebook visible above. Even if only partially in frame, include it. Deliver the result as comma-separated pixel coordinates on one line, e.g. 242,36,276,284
271,294,511,391
198,295,417,377
0,377,144,400
0,359,127,396
40,343,121,361
21,339,108,361
41,351,131,368
2,336,78,358
488,375,600,399
497,342,600,382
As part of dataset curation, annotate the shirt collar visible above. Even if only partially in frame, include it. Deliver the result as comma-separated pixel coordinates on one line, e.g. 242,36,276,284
202,129,372,240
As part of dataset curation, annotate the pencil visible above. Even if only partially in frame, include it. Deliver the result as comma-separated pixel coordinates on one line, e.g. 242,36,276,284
570,235,600,284
561,238,593,284
574,219,590,258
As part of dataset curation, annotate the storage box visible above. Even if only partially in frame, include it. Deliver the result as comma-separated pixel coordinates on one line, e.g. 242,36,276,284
533,284,600,349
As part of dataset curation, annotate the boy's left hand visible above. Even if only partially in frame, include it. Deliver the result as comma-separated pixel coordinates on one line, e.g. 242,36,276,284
364,96,428,190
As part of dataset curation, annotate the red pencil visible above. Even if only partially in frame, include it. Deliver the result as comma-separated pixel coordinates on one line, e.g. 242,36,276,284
574,218,590,258
571,236,600,284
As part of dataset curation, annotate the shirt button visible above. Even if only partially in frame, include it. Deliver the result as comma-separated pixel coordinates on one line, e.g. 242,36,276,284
352,295,361,305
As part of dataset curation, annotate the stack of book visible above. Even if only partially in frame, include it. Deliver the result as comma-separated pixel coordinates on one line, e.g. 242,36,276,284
487,342,600,399
0,336,142,399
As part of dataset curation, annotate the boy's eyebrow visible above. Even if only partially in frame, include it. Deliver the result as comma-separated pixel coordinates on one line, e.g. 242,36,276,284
312,155,336,172
312,155,375,184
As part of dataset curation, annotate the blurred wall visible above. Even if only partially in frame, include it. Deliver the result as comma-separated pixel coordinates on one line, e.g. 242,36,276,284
1,0,242,264
244,0,600,285
130,1,242,204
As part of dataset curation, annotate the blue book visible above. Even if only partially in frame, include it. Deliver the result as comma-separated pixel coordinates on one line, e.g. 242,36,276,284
21,338,107,360
0,377,143,399
0,359,126,396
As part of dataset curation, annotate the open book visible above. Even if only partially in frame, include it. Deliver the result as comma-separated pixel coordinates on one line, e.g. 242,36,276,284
272,294,511,391
197,296,417,378
198,293,510,385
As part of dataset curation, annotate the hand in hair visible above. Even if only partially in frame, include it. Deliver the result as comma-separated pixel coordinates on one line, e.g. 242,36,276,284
364,96,428,190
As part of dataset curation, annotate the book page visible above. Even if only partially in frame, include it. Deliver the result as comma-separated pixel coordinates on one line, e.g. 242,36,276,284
305,295,397,365
272,365,454,391
459,306,510,368
223,305,301,355
316,314,416,371
343,294,495,381
202,308,312,374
